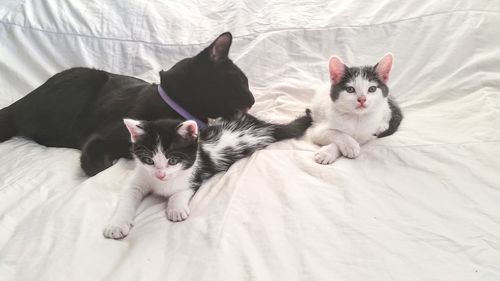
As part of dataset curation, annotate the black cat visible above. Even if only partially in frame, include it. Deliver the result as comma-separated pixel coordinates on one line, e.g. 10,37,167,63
0,32,255,176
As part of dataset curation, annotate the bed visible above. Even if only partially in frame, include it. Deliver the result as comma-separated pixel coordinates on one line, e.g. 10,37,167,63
1,0,499,280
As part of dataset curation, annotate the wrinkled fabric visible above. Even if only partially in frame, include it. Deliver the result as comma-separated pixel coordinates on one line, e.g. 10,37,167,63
0,0,499,280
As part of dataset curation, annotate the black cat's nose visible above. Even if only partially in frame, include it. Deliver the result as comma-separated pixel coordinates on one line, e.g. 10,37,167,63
247,90,255,106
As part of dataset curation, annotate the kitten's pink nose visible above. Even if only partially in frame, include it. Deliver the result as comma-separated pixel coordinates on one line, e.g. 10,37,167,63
357,96,366,106
155,171,166,180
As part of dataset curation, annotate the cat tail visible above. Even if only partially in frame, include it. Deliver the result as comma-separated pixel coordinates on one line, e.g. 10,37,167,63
0,105,16,142
272,109,313,141
377,98,403,138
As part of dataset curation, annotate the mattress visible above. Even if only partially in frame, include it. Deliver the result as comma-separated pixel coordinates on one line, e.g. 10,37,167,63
0,0,499,280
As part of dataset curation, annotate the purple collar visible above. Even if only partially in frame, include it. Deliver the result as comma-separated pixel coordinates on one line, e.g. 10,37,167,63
157,85,207,129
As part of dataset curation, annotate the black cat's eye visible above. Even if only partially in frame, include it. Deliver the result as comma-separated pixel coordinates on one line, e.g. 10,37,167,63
168,157,180,166
142,158,154,165
345,86,355,93
368,86,377,93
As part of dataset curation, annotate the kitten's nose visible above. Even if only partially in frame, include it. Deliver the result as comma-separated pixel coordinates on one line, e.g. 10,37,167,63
357,96,366,105
155,171,166,180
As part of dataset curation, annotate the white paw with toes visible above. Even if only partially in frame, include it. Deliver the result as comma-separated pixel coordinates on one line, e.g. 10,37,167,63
314,145,339,165
103,220,133,239
337,139,360,158
166,205,190,222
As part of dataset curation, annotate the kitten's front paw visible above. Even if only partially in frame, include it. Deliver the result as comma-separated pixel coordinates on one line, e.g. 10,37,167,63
337,139,360,159
166,205,190,222
314,145,340,165
103,220,133,239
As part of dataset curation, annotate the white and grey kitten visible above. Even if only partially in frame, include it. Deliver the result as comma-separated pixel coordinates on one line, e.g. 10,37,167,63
310,53,403,165
103,111,312,239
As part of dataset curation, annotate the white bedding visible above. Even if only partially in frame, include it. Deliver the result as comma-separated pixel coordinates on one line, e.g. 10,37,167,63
1,0,500,280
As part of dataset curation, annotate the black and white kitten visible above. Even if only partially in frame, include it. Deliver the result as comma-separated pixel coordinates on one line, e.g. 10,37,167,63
310,53,403,164
103,111,312,239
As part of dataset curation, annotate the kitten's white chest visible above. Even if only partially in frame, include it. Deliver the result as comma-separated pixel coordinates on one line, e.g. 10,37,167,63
312,89,389,144
132,164,194,198
335,112,382,143
155,167,193,197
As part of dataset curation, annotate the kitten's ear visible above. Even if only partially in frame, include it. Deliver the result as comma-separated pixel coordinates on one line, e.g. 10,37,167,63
329,56,346,85
177,120,198,138
209,32,232,63
375,53,393,83
123,119,145,143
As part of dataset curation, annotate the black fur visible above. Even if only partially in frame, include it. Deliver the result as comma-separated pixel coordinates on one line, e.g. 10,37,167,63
125,110,311,193
190,109,312,191
0,106,15,142
0,32,255,176
273,108,313,140
131,119,198,169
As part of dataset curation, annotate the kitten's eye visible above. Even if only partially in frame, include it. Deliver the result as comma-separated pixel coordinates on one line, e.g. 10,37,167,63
168,157,180,165
345,86,355,93
368,86,377,93
142,158,154,165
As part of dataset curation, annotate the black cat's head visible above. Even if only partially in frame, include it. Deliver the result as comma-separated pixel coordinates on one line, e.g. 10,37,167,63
160,32,255,120
123,118,198,181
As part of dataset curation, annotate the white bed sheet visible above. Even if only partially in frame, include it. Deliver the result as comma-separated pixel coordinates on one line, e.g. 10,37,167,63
0,0,499,280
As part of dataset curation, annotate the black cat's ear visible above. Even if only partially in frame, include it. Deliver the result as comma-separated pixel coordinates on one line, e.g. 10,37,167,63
208,32,232,63
177,120,198,138
123,119,145,143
